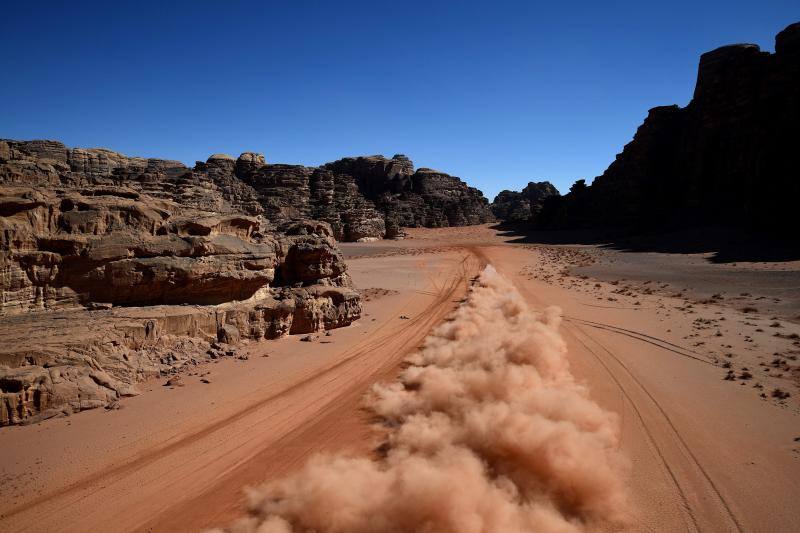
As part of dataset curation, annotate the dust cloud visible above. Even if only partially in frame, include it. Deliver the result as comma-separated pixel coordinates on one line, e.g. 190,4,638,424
219,266,629,533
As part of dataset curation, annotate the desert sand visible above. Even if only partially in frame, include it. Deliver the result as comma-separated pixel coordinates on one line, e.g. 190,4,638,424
1,225,799,532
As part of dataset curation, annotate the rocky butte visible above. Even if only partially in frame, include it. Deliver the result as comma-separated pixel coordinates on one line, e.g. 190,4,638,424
0,140,491,425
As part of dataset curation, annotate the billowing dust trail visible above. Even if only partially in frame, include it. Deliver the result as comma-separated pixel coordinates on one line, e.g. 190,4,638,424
219,266,629,533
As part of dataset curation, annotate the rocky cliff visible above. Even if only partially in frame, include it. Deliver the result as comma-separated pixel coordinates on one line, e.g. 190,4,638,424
491,181,560,223
0,140,361,425
537,22,800,233
234,161,389,241
238,153,495,240
322,155,494,238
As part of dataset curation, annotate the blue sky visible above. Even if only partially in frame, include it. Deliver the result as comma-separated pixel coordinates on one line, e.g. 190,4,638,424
1,1,796,200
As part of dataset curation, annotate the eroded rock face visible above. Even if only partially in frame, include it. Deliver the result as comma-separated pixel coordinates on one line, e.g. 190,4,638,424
236,163,313,223
308,169,387,242
537,22,800,232
0,141,361,425
229,151,492,241
491,190,530,222
322,155,494,238
491,182,560,223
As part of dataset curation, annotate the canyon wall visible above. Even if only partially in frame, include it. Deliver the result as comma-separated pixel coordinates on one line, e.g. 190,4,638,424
322,155,494,238
234,153,495,241
505,22,800,234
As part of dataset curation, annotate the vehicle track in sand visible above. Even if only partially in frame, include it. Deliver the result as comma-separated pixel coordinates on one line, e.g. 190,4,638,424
144,253,483,531
567,324,745,532
564,316,714,367
480,245,745,533
567,326,699,533
0,251,483,533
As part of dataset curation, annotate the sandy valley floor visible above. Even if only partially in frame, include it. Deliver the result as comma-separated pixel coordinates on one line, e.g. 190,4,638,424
1,225,799,532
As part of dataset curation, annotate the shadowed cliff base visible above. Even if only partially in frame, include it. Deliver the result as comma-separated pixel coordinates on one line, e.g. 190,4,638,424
492,223,800,264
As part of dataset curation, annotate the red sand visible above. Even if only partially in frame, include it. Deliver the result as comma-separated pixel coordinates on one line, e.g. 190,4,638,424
1,225,799,532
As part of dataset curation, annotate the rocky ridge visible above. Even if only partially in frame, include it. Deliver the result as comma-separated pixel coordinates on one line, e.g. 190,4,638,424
533,22,800,233
321,155,494,238
0,140,360,425
232,153,495,241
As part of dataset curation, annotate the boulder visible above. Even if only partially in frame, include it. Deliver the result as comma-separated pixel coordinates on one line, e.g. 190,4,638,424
217,324,241,345
236,152,266,176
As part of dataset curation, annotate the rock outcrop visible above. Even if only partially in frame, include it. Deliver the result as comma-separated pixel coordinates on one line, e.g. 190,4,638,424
234,162,389,242
234,153,494,240
491,190,531,222
177,150,493,242
0,140,360,425
491,181,560,223
537,22,800,233
323,155,494,238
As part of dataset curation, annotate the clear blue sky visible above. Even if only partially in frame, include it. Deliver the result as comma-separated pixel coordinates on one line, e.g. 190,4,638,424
1,1,796,200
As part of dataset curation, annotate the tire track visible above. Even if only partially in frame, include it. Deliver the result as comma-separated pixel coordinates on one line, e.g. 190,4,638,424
135,253,479,531
566,324,700,533
570,325,744,532
142,268,473,532
501,261,701,532
1,250,480,533
564,316,714,367
479,245,744,533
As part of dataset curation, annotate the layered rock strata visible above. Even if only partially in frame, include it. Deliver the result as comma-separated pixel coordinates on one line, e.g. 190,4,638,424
322,155,494,238
0,141,360,425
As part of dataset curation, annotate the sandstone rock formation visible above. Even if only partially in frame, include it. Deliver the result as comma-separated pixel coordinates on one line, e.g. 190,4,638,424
232,153,494,241
537,22,800,233
322,155,494,238
0,140,360,425
233,162,389,242
491,181,560,223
